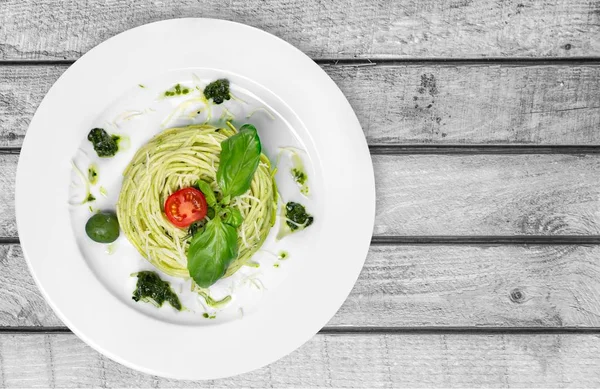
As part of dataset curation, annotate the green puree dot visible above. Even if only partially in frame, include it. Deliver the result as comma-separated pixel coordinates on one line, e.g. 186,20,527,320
164,84,191,97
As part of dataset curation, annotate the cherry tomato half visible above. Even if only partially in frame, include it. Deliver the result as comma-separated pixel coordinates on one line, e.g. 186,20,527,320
164,187,208,228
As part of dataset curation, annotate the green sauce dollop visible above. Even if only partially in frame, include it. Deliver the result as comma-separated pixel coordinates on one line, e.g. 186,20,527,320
285,202,314,231
132,271,182,311
88,128,119,158
203,79,231,104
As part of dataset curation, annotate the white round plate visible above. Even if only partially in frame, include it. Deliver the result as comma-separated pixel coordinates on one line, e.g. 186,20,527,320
16,18,375,380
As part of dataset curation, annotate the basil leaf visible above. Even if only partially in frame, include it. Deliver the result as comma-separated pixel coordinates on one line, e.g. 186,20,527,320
221,195,231,205
197,180,217,207
222,207,243,228
187,217,238,288
217,124,262,198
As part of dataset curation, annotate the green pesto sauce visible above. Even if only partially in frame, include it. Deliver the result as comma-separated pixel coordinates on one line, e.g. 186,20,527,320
289,152,309,196
277,202,314,240
138,84,146,88
88,164,98,185
273,263,280,268
285,202,314,231
163,83,190,97
85,193,96,203
202,313,216,319
203,79,231,104
291,168,306,185
115,134,130,152
88,128,119,158
132,271,182,310
278,250,289,260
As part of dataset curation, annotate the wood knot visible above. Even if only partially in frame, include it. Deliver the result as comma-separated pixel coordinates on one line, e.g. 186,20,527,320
564,44,572,50
510,288,525,303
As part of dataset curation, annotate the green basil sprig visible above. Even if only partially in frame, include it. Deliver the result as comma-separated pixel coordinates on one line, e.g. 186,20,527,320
187,217,238,288
222,207,243,228
197,180,217,207
187,124,261,288
217,124,261,198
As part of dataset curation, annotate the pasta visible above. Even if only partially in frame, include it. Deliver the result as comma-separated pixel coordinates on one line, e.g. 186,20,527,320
117,124,277,280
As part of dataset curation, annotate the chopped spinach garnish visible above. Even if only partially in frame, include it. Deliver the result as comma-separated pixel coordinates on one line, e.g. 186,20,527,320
132,271,182,310
87,128,119,157
203,79,231,104
285,202,314,231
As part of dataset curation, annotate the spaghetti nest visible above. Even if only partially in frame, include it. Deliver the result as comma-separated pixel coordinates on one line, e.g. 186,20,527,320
117,124,277,279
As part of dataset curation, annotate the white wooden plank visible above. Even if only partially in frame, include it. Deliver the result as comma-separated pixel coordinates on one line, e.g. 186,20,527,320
0,333,598,387
0,155,17,238
1,0,599,60
2,65,600,147
330,64,600,146
374,154,600,236
3,244,600,328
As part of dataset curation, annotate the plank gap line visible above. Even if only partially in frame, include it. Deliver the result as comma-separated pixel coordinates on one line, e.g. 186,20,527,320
370,236,600,245
5,146,600,156
2,236,599,246
319,327,600,335
316,58,600,67
369,145,600,155
0,326,599,335
1,58,600,67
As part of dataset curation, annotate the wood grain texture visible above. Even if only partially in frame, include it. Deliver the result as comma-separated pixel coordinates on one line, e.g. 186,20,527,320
1,0,599,60
374,154,600,236
1,154,599,237
0,333,598,387
4,243,600,328
0,66,64,147
2,64,600,147
331,64,600,145
0,155,17,238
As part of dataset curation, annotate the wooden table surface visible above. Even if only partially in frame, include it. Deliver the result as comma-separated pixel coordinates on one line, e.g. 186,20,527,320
1,0,600,387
